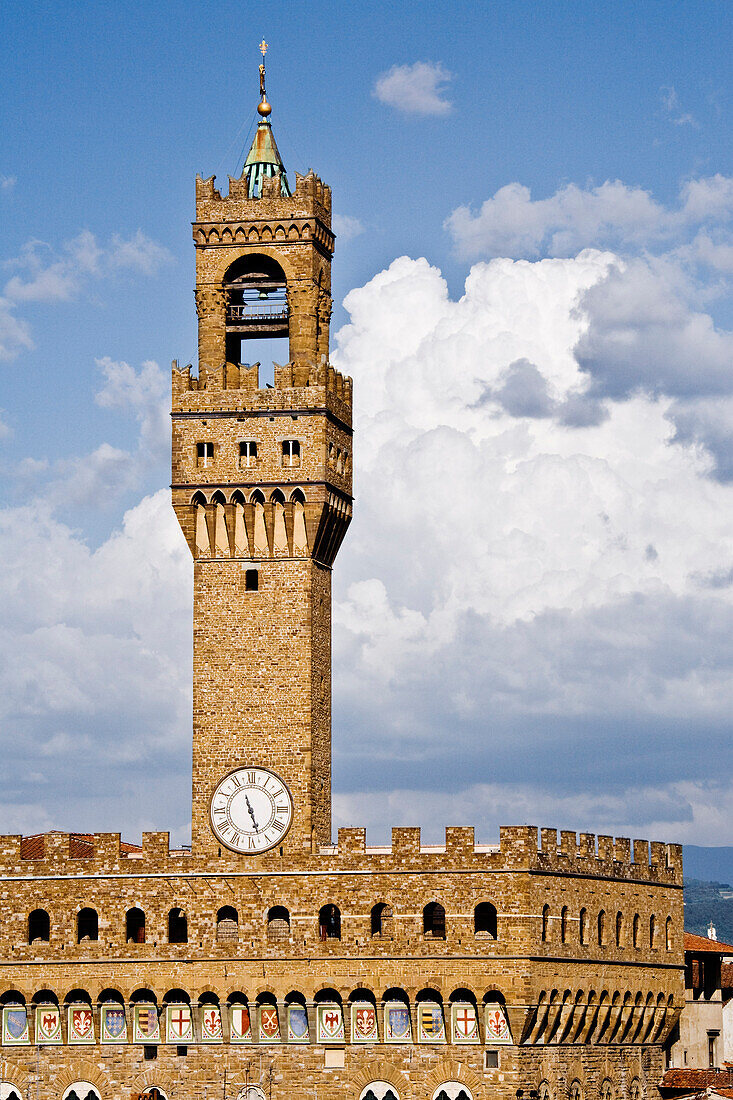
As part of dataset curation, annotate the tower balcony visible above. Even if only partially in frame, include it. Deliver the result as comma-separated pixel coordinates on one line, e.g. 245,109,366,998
225,300,289,338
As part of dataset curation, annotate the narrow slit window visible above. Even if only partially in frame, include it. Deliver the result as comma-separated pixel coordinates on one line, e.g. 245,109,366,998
245,569,259,591
197,441,214,467
239,441,257,467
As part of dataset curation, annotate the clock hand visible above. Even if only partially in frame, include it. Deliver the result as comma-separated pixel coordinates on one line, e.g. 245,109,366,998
244,794,259,831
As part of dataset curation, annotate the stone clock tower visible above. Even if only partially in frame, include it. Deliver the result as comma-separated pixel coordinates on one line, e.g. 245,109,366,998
172,52,352,856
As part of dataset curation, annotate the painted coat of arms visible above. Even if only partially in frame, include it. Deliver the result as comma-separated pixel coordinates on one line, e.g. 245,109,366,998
258,1005,280,1042
452,1002,479,1043
230,1004,252,1043
287,1004,309,1042
484,1002,512,1044
133,1004,160,1043
201,1005,223,1042
384,1002,411,1042
165,1004,193,1043
100,1005,126,1043
68,1005,94,1044
316,1003,344,1043
35,1005,61,1044
351,1002,378,1043
3,1007,29,1045
418,1002,445,1043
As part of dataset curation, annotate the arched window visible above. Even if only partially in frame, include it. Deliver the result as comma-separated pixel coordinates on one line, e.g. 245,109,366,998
371,902,393,938
598,909,607,946
474,902,497,938
168,907,187,944
360,1087,399,1100
539,1082,552,1100
217,905,238,943
600,1081,613,1100
423,901,446,938
541,904,550,943
616,911,624,947
267,906,290,942
28,908,49,943
579,908,588,945
126,907,145,944
569,1081,583,1100
561,906,569,944
433,1086,473,1100
629,1079,642,1100
77,907,98,943
319,904,341,941
665,916,672,951
650,914,656,949
0,1085,23,1100
633,913,640,949
62,1085,101,1100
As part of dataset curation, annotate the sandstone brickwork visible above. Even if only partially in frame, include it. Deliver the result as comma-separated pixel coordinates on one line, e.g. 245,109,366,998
0,95,685,1100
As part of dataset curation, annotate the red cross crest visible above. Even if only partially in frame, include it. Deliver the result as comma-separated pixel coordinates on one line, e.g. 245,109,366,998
170,1008,188,1037
455,1006,475,1038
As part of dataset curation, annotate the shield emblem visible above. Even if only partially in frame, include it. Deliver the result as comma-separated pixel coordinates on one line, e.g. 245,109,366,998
202,1006,222,1040
418,1003,445,1042
385,1003,410,1041
36,1006,61,1042
166,1005,192,1042
135,1005,159,1041
104,1007,125,1039
288,1005,309,1041
352,1004,377,1042
230,1005,251,1042
317,1004,344,1043
69,1006,93,1042
259,1005,280,1041
485,1004,511,1043
5,1008,28,1042
452,1002,479,1042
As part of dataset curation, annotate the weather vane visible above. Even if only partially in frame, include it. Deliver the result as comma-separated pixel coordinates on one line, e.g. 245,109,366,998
257,39,271,114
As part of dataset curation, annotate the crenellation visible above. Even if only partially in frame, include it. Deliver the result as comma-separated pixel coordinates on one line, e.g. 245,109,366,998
632,838,650,866
614,836,632,862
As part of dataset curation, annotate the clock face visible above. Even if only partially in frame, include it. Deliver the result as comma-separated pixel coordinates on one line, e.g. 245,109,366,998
210,767,293,853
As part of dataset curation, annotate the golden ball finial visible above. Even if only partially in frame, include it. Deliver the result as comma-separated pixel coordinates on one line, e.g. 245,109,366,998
258,97,272,117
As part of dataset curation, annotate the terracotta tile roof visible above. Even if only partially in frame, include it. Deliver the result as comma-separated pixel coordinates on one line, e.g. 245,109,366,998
662,1071,733,1090
19,831,142,859
684,932,733,954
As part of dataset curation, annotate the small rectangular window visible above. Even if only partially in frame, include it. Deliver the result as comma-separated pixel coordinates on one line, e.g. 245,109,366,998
708,1032,718,1067
281,439,300,467
245,569,259,591
485,1050,500,1069
239,441,257,467
196,441,214,467
144,1045,157,1060
176,1045,188,1057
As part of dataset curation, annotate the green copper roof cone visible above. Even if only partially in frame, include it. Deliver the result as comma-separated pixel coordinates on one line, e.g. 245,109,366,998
243,118,291,199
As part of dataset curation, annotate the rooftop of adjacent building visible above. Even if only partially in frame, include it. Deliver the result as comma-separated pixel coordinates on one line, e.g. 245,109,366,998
661,1069,733,1094
684,932,733,955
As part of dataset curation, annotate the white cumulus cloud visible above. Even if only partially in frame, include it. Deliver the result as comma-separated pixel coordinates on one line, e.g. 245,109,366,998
446,176,733,260
373,61,453,116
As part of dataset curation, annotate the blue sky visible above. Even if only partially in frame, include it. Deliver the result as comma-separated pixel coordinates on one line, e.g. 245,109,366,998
1,1,733,847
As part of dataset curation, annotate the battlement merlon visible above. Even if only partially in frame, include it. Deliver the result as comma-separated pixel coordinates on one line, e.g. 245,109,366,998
171,360,352,423
0,826,683,884
195,170,332,237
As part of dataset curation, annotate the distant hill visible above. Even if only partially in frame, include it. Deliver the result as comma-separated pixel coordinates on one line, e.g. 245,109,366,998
684,845,733,885
683,879,733,944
